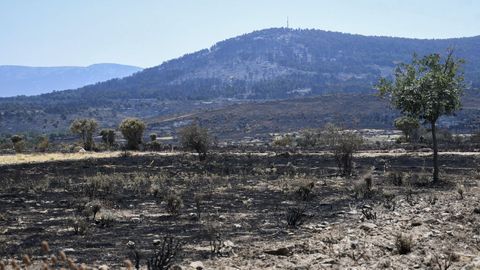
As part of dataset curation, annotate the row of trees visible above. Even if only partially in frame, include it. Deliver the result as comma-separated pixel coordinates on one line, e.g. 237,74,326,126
70,118,211,160
70,118,147,151
2,134,49,153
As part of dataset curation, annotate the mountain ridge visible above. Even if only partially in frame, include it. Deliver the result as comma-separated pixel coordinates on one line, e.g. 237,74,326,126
35,27,480,102
0,27,479,135
0,63,142,97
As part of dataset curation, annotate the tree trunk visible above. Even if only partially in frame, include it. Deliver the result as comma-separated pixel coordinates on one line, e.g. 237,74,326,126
431,121,439,182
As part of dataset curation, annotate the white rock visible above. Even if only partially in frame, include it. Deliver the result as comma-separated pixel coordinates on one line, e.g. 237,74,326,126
190,261,205,270
360,222,377,231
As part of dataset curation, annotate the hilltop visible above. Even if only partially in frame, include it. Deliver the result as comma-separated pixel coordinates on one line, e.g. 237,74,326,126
1,28,479,135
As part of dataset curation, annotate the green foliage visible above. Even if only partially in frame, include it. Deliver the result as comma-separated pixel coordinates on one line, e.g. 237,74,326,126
100,129,116,148
10,135,25,153
394,116,419,142
179,123,210,161
35,136,49,152
377,51,465,182
147,133,162,151
150,133,157,142
70,118,98,151
377,51,465,123
10,134,23,144
119,118,146,150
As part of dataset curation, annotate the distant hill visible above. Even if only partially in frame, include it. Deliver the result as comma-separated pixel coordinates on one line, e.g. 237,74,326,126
0,64,142,97
148,94,480,139
0,28,479,136
34,28,480,103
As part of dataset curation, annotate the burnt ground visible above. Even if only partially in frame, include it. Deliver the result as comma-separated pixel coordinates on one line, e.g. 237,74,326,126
0,151,479,269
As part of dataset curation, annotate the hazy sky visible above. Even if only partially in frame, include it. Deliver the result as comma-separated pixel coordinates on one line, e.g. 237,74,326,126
1,0,479,68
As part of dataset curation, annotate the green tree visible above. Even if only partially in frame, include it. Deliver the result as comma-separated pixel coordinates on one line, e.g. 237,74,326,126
10,134,25,153
179,123,210,161
119,118,146,150
100,129,116,148
394,116,420,142
376,51,465,182
70,118,98,151
150,133,157,142
35,136,49,152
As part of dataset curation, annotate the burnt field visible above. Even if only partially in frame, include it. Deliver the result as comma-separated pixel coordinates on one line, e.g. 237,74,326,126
0,151,480,269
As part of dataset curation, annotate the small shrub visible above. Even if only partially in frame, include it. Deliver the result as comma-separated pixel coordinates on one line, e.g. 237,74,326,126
146,237,183,270
71,217,89,235
471,131,480,143
193,193,203,220
297,129,322,147
205,222,223,255
84,200,102,220
361,208,377,220
363,173,373,191
126,241,140,270
352,180,374,199
179,123,210,161
428,194,438,205
286,206,308,228
323,124,363,176
165,193,183,216
382,191,396,210
405,188,417,206
120,148,132,158
148,141,162,151
387,171,405,186
294,182,314,201
395,233,413,254
430,250,459,270
96,211,116,228
456,184,465,199
272,135,295,147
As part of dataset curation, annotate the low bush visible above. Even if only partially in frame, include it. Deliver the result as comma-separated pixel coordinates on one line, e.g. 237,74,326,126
323,124,363,176
294,181,315,201
395,233,413,254
165,193,183,216
286,206,308,228
146,237,183,270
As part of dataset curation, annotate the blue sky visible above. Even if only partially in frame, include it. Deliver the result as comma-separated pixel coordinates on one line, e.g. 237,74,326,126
1,0,479,68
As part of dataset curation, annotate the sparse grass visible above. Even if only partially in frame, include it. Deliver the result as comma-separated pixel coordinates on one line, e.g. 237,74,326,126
1,149,479,269
0,151,180,165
